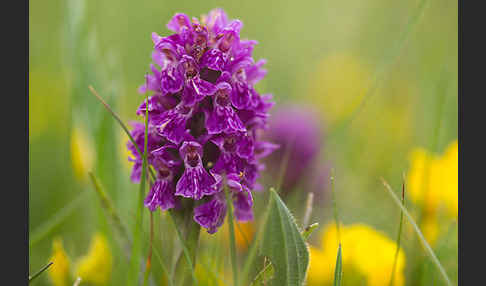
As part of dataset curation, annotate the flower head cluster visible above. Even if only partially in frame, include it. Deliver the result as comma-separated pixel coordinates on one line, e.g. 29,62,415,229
127,9,276,234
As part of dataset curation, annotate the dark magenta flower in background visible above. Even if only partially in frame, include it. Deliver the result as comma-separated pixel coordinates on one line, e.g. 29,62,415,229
263,104,329,200
127,8,276,234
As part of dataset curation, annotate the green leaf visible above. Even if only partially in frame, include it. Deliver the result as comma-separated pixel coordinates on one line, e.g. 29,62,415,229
258,188,309,286
251,222,318,286
333,244,343,286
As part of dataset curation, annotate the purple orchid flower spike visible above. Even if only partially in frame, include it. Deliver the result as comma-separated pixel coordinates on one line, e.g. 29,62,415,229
127,8,277,234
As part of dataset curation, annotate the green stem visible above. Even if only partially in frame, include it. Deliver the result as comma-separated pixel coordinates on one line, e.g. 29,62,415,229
330,168,341,243
142,212,154,286
126,86,150,286
29,262,53,283
169,208,199,286
224,186,239,286
388,178,405,286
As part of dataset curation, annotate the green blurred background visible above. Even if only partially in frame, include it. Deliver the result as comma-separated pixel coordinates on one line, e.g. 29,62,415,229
29,0,457,285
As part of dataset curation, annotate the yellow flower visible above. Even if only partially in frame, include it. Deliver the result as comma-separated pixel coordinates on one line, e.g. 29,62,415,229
70,124,95,181
407,140,458,217
75,233,112,285
407,140,458,244
48,238,71,286
308,223,406,286
308,53,372,126
234,221,255,251
119,130,134,172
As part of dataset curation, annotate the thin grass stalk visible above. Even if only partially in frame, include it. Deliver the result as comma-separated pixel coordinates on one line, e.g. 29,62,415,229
88,172,132,251
330,168,341,243
88,86,156,180
30,192,89,247
29,261,53,283
381,178,453,286
302,192,314,228
235,221,250,250
141,214,174,286
328,0,430,139
142,211,154,286
224,183,239,286
388,175,406,286
275,135,296,192
126,86,149,286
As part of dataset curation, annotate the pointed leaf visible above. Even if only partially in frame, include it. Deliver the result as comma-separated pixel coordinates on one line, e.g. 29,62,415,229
259,188,309,286
333,244,342,286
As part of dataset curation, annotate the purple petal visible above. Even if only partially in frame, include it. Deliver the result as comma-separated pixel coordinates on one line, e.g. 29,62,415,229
157,106,192,144
201,49,227,71
160,65,184,95
234,189,254,221
175,141,218,200
190,76,217,99
175,165,218,200
144,179,176,211
193,197,227,234
206,106,245,134
167,13,192,33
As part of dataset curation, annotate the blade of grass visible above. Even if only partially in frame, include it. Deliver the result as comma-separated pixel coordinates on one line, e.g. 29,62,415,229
30,191,89,247
224,184,239,286
142,211,154,286
88,85,156,181
275,135,296,192
141,213,174,286
328,0,430,139
333,244,343,286
235,221,250,250
88,172,132,250
29,261,53,283
381,178,453,286
302,192,314,228
73,277,82,286
330,169,341,243
240,213,265,285
388,175,406,286
126,85,150,286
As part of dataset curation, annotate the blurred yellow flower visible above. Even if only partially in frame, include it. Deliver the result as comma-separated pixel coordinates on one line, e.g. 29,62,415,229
407,140,458,244
119,130,134,172
75,233,112,285
308,223,406,286
48,238,71,286
235,221,255,251
70,124,95,181
308,53,372,126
